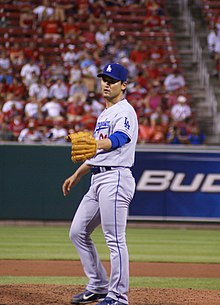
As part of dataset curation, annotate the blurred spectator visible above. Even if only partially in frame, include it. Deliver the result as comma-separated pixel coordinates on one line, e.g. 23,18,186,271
7,77,26,99
62,45,76,67
145,0,165,16
62,16,80,39
37,55,49,80
148,45,165,64
48,78,68,100
24,42,39,61
130,41,149,64
2,94,24,122
19,6,36,30
187,125,206,145
18,120,44,143
212,36,220,77
9,42,25,66
80,52,98,91
25,71,39,88
163,91,178,108
0,108,4,125
0,122,15,141
84,92,104,117
151,128,166,143
69,79,88,102
0,69,13,86
8,115,26,141
170,95,192,122
53,0,74,22
163,69,186,92
20,59,41,88
139,114,167,144
24,97,42,119
138,117,155,143
79,23,96,46
77,0,90,18
143,9,164,30
128,82,147,98
0,50,11,70
90,0,106,18
0,78,8,100
46,121,68,143
145,61,162,84
119,56,137,80
41,98,65,121
69,61,82,84
107,39,131,62
29,78,49,101
166,125,181,144
47,62,66,82
176,123,189,144
66,95,84,123
214,15,220,37
0,14,7,28
33,0,54,22
136,70,150,90
95,24,111,49
166,124,188,144
144,81,162,111
80,51,97,73
127,84,147,117
207,26,219,55
80,111,97,131
150,105,169,133
40,13,63,40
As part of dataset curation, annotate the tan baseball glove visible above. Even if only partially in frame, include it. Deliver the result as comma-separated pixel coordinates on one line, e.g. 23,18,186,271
66,131,97,163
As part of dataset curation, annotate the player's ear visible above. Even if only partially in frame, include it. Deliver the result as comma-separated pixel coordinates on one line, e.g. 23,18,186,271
121,81,127,91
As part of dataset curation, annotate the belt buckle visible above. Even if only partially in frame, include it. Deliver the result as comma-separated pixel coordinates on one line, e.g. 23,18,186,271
91,166,111,175
101,166,111,172
91,166,99,175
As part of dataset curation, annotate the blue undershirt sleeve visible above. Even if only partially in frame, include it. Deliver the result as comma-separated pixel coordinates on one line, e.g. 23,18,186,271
108,131,130,150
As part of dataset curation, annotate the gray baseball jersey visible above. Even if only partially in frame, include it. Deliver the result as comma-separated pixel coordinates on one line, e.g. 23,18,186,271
69,98,138,304
87,98,138,167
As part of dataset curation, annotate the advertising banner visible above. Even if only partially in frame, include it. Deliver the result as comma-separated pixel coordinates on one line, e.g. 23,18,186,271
129,147,220,221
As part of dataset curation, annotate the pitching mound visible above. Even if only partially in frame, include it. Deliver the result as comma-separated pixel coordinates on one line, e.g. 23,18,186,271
1,260,220,304
1,285,220,305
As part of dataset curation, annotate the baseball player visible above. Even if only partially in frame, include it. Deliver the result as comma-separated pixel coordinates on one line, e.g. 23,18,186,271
62,63,138,305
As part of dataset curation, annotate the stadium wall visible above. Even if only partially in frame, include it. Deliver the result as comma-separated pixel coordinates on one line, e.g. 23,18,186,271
1,143,220,222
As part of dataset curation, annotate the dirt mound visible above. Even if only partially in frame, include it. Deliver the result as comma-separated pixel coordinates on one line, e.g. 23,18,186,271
1,260,220,304
1,285,220,305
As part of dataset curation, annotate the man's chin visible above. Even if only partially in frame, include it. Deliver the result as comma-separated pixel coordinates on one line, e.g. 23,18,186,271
103,92,110,98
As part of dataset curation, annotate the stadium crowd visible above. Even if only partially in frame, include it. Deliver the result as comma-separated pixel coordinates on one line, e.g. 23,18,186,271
0,0,206,144
204,0,220,80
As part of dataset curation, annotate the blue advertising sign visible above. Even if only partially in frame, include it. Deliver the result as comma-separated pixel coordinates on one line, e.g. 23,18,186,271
129,147,220,221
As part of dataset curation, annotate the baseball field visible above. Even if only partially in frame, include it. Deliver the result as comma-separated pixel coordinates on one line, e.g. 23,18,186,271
0,224,220,305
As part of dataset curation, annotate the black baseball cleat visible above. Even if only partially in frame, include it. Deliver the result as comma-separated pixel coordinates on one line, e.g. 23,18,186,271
71,290,107,304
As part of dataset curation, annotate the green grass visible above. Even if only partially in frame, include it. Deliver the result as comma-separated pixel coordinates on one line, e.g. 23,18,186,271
1,225,220,290
0,226,220,263
0,276,220,290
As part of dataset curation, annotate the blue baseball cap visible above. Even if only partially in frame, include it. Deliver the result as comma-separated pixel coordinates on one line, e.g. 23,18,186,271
97,63,128,82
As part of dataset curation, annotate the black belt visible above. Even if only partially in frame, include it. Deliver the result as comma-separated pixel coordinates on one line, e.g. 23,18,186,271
91,166,112,175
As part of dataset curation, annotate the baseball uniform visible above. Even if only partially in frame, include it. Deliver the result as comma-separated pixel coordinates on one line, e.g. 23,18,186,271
68,63,138,305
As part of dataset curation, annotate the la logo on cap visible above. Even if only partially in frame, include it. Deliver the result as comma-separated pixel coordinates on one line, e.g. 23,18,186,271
106,65,112,72
97,63,128,82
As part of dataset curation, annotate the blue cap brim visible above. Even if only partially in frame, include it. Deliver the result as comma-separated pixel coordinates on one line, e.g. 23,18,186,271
97,72,122,81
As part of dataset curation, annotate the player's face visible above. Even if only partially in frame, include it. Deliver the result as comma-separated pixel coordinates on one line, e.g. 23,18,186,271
101,76,127,102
